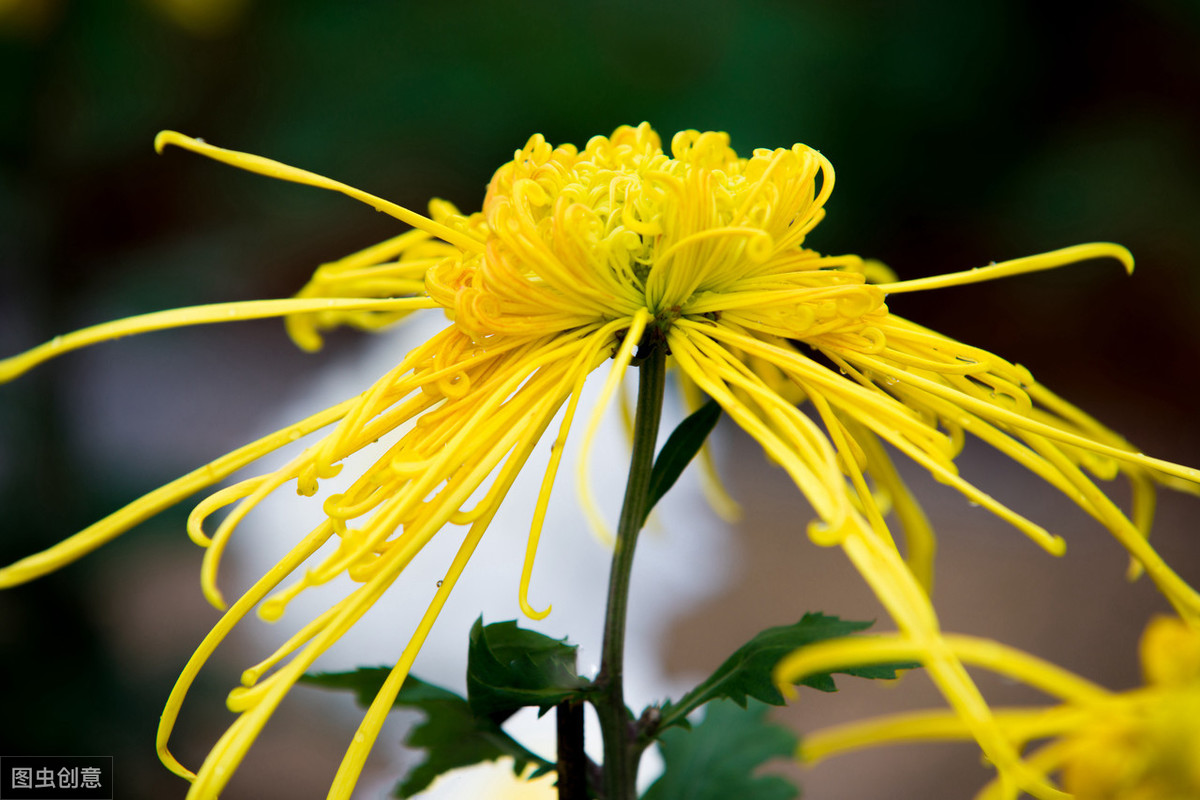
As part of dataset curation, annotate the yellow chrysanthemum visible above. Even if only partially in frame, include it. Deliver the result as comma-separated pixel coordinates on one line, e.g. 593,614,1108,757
778,616,1200,800
2,124,1197,799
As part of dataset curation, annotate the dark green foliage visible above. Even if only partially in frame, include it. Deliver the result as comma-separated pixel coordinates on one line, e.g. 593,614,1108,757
643,400,722,525
304,619,594,796
466,617,590,721
301,669,553,798
643,700,799,800
659,613,917,730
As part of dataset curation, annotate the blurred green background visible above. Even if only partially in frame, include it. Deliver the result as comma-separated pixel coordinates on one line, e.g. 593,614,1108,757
1,1,1198,798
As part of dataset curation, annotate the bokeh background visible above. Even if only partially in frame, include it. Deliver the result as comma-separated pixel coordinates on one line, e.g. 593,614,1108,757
1,1,1199,798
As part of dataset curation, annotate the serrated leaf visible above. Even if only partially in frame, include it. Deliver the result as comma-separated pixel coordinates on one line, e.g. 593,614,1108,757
644,699,798,800
395,688,551,798
659,613,917,730
643,399,721,525
466,617,589,721
301,668,553,798
302,667,461,707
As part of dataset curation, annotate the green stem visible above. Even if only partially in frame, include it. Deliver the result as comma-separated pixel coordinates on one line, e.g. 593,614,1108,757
593,344,666,800
556,699,588,800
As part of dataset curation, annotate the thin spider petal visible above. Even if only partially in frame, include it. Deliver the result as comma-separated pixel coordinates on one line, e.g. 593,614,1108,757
801,705,1094,764
847,420,935,592
575,309,651,542
775,632,1112,706
156,518,336,779
155,132,483,254
0,397,356,588
876,242,1133,294
833,532,1070,800
520,324,622,616
0,297,433,383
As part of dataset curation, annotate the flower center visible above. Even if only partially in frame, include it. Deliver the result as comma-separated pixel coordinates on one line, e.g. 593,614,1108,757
426,124,868,344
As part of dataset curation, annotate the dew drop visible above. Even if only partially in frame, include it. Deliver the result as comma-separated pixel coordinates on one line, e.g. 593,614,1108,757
436,580,443,588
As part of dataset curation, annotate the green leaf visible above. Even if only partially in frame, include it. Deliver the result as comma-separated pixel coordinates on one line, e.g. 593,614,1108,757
301,667,462,707
642,399,721,525
301,668,553,798
395,684,552,798
643,699,799,800
466,617,590,721
659,613,917,730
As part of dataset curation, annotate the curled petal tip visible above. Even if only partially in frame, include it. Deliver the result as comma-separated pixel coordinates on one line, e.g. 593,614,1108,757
806,516,851,548
1087,241,1135,274
1114,244,1135,275
154,130,181,155
773,666,800,700
1047,535,1067,557
1126,557,1146,582
202,583,228,612
155,130,207,156
157,749,197,783
519,596,552,621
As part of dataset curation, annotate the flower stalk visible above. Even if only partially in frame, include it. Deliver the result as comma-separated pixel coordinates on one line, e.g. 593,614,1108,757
555,698,588,800
593,341,667,800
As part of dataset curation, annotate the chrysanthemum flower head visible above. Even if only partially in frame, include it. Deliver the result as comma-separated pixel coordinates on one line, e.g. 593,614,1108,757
1059,616,1200,800
426,126,840,338
2,124,1198,799
780,616,1200,800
